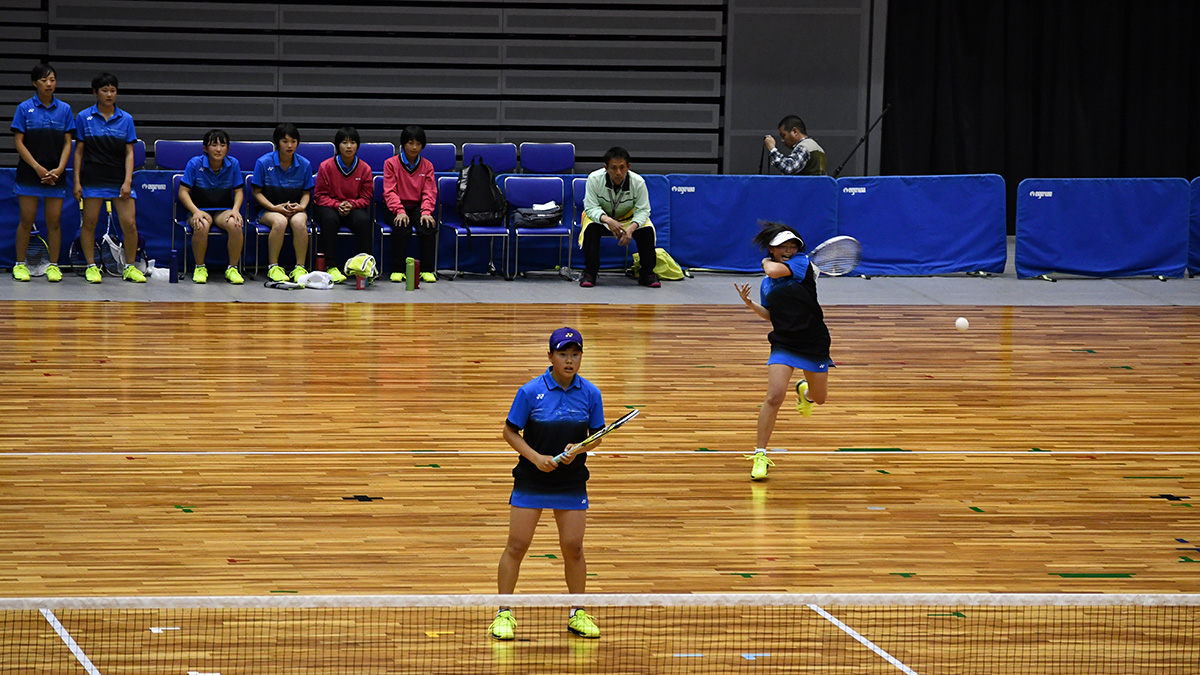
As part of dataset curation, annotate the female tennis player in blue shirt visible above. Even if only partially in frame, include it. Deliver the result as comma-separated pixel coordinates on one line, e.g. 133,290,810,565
736,221,833,481
490,327,606,642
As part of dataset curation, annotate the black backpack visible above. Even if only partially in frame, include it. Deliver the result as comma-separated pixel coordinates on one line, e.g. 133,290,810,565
456,156,507,234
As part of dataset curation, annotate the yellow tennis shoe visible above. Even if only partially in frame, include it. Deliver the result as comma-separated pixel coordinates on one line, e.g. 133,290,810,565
489,609,516,640
796,380,814,417
567,610,600,638
12,263,30,281
746,452,774,481
45,264,62,282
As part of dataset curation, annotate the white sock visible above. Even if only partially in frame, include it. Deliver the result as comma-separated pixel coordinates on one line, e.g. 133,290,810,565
570,607,584,618
754,448,766,455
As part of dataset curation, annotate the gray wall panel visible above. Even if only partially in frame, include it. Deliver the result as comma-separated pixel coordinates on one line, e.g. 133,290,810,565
280,37,503,64
503,70,722,97
49,30,280,60
503,40,723,67
503,102,719,129
0,26,42,42
280,99,502,127
50,0,277,28
282,67,501,96
116,96,278,122
280,6,502,32
503,9,724,36
51,63,278,92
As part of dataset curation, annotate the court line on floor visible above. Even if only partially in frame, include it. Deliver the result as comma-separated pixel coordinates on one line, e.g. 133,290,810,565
808,604,919,675
1,450,1196,457
40,609,103,675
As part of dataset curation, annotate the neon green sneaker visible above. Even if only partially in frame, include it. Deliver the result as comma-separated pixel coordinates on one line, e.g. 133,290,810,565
328,267,348,284
290,265,308,282
225,267,244,285
420,271,437,284
745,452,774,481
45,264,62,282
796,380,814,417
389,272,405,283
489,609,516,641
85,265,102,284
12,263,30,282
267,264,288,282
567,610,600,639
193,265,208,284
123,265,146,283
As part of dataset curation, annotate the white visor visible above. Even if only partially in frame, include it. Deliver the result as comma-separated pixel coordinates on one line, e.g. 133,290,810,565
768,231,801,247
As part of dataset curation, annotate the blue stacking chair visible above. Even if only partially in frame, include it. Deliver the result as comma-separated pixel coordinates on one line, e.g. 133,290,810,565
228,141,273,171
171,174,245,278
357,143,394,173
519,143,575,174
424,143,457,173
463,143,517,174
437,174,508,279
504,175,569,277
153,140,198,170
298,142,335,172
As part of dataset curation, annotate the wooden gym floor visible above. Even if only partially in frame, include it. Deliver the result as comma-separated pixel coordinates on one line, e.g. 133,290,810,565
0,301,1196,598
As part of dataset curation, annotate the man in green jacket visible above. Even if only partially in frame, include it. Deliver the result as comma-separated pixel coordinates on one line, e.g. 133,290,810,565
578,146,659,288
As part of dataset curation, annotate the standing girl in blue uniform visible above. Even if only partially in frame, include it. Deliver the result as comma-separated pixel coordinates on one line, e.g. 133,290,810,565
73,72,144,283
10,63,74,282
736,221,834,481
490,327,606,642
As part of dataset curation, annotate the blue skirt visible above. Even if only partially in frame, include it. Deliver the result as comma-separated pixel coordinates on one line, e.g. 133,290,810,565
14,181,68,199
510,486,589,510
768,346,835,373
82,185,136,200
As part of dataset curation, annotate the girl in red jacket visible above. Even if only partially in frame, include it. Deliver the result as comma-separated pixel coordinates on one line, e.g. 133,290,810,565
382,125,438,283
313,126,374,283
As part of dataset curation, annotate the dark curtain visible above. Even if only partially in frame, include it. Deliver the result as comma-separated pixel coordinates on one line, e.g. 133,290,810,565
881,0,1200,231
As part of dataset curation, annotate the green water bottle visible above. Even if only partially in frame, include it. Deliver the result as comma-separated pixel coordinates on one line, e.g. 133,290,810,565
405,257,415,291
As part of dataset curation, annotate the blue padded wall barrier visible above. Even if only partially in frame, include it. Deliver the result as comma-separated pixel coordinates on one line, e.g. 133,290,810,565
836,174,1006,275
666,175,837,272
1190,178,1200,276
1016,178,1189,278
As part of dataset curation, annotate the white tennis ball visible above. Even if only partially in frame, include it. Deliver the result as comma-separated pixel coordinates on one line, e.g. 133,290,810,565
955,317,969,331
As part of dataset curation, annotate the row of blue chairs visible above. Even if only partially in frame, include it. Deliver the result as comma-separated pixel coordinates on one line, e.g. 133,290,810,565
172,172,599,281
154,141,575,175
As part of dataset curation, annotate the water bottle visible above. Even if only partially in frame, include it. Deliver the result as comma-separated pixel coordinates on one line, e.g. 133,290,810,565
414,259,421,289
169,249,178,283
405,257,415,291
316,253,325,272
356,274,367,290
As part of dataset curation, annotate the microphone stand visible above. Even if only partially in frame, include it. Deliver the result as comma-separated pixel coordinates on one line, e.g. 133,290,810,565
758,145,766,175
831,103,891,178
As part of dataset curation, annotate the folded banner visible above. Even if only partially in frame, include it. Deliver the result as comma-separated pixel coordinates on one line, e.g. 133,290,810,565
1016,178,1189,278
666,175,837,272
837,174,1006,275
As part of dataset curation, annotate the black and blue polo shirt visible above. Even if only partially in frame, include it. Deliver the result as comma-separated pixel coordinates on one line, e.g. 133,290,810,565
506,367,605,492
10,95,75,187
74,104,136,189
251,150,314,206
181,155,243,210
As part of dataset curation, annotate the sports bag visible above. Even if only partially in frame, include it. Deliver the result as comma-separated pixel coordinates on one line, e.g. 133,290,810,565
456,156,506,234
631,247,686,281
511,205,563,228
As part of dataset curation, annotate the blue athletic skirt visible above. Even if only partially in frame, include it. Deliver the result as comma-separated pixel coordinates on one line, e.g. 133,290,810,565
510,486,589,510
81,185,136,200
768,345,835,373
14,181,68,199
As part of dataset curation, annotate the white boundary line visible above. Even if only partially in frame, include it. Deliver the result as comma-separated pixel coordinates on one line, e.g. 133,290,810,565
0,450,1197,457
40,608,103,675
808,604,919,675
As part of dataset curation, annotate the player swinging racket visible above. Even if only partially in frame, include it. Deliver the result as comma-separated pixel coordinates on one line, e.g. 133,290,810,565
490,327,606,642
735,221,834,481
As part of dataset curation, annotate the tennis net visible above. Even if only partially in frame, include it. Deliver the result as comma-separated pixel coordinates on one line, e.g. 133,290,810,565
2,593,1197,674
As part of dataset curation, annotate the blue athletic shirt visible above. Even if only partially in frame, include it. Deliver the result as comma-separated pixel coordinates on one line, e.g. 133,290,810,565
10,95,75,187
506,367,605,492
181,155,243,210
760,252,831,359
74,104,136,189
251,150,314,206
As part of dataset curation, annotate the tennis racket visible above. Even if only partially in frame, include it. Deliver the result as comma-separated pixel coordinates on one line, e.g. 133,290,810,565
808,235,862,276
97,201,124,276
552,408,640,465
26,229,51,277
